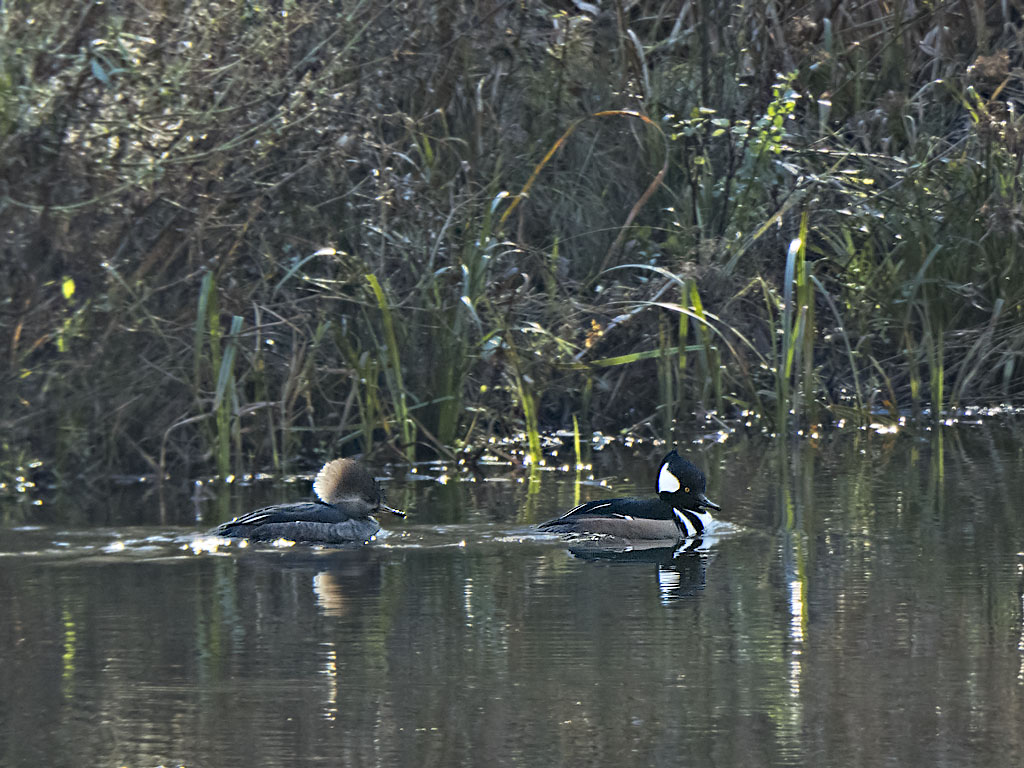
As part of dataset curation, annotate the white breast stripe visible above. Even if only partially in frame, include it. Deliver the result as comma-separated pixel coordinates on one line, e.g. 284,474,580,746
672,508,696,537
658,463,681,493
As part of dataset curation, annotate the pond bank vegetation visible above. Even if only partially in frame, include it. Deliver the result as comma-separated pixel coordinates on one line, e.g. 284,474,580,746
2,0,1023,482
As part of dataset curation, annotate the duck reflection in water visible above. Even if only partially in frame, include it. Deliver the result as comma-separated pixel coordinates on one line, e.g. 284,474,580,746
224,546,387,619
563,537,710,602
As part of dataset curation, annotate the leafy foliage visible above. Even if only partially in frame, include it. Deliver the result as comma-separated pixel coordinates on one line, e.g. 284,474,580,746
1,1,1022,478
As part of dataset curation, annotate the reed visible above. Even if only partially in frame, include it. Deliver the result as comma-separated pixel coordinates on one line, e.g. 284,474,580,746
686,281,724,417
778,212,815,430
213,315,244,479
427,192,503,447
190,272,244,477
366,274,416,462
572,413,582,508
508,347,542,468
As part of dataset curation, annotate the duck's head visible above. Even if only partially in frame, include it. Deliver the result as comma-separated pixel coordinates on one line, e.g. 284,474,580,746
313,458,406,517
655,450,719,513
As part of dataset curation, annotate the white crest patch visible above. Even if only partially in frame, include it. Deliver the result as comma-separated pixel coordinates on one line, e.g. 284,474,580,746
658,463,681,494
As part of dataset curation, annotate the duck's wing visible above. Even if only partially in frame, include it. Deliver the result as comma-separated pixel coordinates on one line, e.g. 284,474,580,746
538,497,662,528
213,501,350,532
538,500,619,528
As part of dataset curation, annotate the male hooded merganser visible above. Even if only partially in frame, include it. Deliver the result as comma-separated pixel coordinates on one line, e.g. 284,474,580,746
211,458,404,544
538,450,719,541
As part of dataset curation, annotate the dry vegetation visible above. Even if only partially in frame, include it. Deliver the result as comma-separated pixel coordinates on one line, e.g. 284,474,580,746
2,0,1023,480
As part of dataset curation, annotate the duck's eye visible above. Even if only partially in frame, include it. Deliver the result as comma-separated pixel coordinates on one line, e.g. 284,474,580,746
684,487,690,493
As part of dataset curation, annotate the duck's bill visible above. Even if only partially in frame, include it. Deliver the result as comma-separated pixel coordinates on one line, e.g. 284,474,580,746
381,503,406,518
697,493,720,511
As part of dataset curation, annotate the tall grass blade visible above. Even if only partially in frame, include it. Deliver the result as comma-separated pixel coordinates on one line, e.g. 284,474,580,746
811,275,863,412
517,373,542,468
572,413,582,507
366,274,416,462
194,272,214,394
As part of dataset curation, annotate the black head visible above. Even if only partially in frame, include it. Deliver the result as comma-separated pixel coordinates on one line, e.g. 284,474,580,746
655,450,720,513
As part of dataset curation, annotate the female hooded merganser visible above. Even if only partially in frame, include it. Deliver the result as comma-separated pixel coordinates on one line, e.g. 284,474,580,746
538,450,719,541
211,458,404,544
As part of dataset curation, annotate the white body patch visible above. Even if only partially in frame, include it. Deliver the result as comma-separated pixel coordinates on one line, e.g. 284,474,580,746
672,508,696,537
673,508,713,538
692,509,713,531
658,463,681,493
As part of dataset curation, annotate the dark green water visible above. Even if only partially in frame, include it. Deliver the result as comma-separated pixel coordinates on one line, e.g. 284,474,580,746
2,426,1023,767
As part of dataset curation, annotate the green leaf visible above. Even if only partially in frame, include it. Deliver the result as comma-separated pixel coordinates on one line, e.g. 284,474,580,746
90,58,110,86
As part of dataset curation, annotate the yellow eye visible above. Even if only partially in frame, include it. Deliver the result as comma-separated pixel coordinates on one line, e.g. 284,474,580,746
684,486,690,493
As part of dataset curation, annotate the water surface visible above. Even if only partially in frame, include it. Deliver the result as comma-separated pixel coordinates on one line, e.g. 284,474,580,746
2,425,1023,767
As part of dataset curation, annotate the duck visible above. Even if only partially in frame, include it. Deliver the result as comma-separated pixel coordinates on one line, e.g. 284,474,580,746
538,449,719,541
211,458,404,544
